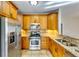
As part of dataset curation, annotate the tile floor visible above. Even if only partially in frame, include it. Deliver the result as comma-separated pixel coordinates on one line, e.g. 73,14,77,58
22,50,52,57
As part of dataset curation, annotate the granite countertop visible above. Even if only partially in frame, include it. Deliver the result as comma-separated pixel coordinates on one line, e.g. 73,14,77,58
48,34,79,57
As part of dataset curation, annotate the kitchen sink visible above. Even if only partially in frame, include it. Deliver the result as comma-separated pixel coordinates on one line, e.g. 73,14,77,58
66,43,77,47
56,39,67,43
56,39,77,47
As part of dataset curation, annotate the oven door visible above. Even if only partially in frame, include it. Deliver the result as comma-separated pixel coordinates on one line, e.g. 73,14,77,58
31,39,39,45
30,39,40,50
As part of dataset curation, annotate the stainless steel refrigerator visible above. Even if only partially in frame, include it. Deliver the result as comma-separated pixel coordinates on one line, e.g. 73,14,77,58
0,17,21,57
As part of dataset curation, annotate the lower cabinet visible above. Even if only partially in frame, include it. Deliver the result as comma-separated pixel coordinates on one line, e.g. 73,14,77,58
21,37,29,49
41,37,49,49
49,38,65,57
21,36,64,57
57,44,65,57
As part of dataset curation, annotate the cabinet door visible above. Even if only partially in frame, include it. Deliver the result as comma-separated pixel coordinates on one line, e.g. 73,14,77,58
52,41,65,57
10,6,17,19
21,37,29,49
51,40,58,57
9,3,17,19
2,2,10,17
0,1,3,15
39,16,47,30
47,14,58,30
49,38,64,57
57,44,65,57
23,16,31,29
30,16,40,23
49,38,52,50
41,37,49,49
12,7,17,19
5,2,10,17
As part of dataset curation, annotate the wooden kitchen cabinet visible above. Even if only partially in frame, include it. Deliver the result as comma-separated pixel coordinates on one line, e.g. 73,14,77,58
23,15,40,29
9,2,17,19
39,16,47,30
47,13,58,30
0,1,17,19
23,16,31,29
21,37,29,49
49,38,65,57
41,37,49,49
30,16,40,23
23,15,47,30
0,1,2,15
57,44,65,57
2,1,10,17
49,38,57,56
0,1,6,16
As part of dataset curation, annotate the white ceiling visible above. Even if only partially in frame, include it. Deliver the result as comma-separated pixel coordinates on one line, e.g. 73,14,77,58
12,1,77,14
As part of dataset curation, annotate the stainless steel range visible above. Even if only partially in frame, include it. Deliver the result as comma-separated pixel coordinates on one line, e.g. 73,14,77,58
29,23,41,50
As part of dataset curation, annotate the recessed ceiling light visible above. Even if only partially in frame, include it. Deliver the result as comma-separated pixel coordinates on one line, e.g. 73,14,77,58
30,1,38,6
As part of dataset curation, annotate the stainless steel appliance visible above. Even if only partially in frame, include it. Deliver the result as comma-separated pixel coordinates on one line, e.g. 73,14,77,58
8,23,21,57
8,32,17,57
30,23,40,31
0,17,8,57
30,37,40,50
29,23,41,50
0,17,21,57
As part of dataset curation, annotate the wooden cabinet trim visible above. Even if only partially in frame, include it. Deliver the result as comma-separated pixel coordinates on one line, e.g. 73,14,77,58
8,1,18,10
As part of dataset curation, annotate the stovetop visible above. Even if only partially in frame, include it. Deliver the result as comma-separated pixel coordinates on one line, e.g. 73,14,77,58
30,34,40,37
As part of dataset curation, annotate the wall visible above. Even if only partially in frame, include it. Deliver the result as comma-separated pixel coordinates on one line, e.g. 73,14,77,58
59,2,79,39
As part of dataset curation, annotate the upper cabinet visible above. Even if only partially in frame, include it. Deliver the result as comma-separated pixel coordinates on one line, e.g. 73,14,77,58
47,13,58,30
0,1,3,16
30,16,40,23
30,15,47,30
23,15,47,30
0,1,17,19
39,16,47,30
9,2,17,19
23,16,31,30
2,2,10,17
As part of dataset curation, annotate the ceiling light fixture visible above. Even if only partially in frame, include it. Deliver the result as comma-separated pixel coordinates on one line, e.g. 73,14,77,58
30,1,38,6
